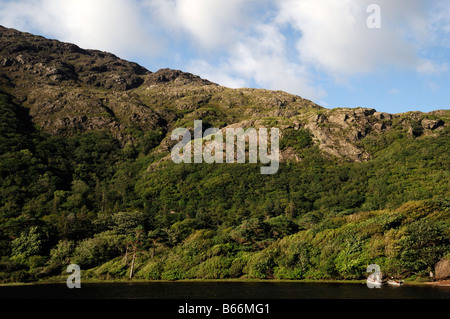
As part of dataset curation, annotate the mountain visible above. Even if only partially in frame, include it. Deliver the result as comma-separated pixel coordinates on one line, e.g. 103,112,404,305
0,26,448,284
2,25,447,162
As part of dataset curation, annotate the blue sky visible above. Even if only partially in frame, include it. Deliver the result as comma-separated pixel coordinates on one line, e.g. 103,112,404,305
1,0,449,114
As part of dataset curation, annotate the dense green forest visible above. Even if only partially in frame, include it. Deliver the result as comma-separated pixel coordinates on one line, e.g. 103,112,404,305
0,91,449,283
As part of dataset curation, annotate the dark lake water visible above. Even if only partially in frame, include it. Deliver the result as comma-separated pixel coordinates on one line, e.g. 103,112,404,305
0,281,448,299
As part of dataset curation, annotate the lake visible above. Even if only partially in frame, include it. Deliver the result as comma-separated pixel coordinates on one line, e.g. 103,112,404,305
1,281,448,299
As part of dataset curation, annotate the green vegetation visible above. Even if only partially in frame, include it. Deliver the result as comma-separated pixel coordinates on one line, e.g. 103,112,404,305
0,91,449,283
280,128,313,153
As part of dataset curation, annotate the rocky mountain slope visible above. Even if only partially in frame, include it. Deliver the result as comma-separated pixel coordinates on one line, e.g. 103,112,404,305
1,26,449,284
0,25,448,162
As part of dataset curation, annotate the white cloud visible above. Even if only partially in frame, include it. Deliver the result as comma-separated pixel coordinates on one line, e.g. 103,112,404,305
142,0,324,99
144,0,252,50
0,0,448,105
425,80,441,92
389,88,400,95
187,59,249,89
417,60,448,74
429,0,450,46
187,23,326,100
145,0,446,101
229,24,325,99
274,0,435,76
0,0,159,58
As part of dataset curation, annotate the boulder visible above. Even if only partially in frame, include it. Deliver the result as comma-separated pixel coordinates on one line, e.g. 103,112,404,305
435,259,450,280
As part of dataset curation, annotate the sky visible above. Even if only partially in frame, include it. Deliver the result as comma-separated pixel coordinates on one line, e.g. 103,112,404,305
0,0,449,114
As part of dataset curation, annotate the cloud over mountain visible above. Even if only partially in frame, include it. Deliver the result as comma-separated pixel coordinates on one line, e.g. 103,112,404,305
1,0,449,110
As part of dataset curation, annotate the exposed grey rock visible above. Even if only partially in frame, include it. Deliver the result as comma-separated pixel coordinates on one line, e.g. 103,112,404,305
422,119,444,130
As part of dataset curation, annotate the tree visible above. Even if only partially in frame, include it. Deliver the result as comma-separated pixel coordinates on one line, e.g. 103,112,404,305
280,128,313,152
110,211,147,278
399,220,449,275
72,231,126,268
63,180,90,210
11,226,43,263
148,228,169,258
48,239,75,271
167,219,197,245
267,215,299,239
111,211,146,236
125,226,145,279
230,218,269,245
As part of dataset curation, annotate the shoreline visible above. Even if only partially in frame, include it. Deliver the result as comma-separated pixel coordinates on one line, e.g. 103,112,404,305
1,278,448,287
424,280,450,287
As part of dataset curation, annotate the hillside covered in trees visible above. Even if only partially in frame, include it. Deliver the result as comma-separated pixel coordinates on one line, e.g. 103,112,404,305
0,26,449,283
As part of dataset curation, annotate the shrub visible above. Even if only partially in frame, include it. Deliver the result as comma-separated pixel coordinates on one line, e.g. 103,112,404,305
280,128,313,152
135,261,163,280
274,267,304,280
11,226,43,263
229,253,251,278
168,219,198,244
246,251,276,279
194,256,232,279
230,218,269,245
267,215,299,239
161,269,185,281
48,240,75,271
72,231,126,268
93,258,128,279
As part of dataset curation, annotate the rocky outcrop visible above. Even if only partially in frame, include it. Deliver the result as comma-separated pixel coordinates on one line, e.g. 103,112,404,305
302,107,447,161
422,119,444,130
145,68,214,87
304,108,379,161
0,26,150,92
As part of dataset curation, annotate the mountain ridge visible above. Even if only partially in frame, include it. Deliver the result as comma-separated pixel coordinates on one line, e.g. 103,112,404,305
0,25,448,162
